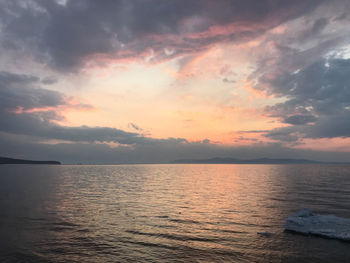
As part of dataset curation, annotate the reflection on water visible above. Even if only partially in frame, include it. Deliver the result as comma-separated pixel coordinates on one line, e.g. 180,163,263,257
0,164,350,262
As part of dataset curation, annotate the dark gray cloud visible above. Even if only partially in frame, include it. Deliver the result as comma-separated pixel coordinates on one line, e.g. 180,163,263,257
265,112,350,142
0,0,324,71
298,17,329,41
308,112,350,138
266,58,350,109
264,127,301,143
2,130,350,164
0,71,66,112
283,114,317,125
247,0,350,144
41,76,58,85
0,71,93,116
262,57,350,141
311,17,328,35
128,122,143,132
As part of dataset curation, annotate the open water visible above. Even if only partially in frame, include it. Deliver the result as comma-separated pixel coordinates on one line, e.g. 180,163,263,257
0,164,350,262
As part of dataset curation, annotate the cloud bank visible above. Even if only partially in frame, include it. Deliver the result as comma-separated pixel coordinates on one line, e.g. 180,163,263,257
0,0,325,70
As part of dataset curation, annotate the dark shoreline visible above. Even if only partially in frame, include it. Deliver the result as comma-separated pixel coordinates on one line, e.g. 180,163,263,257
0,157,61,165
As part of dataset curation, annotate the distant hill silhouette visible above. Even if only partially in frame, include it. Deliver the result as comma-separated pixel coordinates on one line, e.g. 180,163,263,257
172,157,330,164
0,156,61,165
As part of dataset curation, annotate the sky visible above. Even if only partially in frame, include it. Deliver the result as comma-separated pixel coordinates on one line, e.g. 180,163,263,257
0,0,350,164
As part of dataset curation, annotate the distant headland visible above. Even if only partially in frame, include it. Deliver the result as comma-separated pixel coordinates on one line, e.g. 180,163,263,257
0,156,61,165
171,157,345,164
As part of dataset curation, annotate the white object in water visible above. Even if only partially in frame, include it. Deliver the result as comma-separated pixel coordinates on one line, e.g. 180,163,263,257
285,209,350,241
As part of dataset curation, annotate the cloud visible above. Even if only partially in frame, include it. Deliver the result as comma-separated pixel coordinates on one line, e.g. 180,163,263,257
283,114,317,125
244,1,350,144
2,130,350,164
310,17,328,35
2,70,348,164
0,71,186,146
238,130,269,134
264,127,301,143
0,71,65,112
0,0,325,71
222,78,236,84
0,71,92,113
261,58,350,141
0,69,349,163
306,112,350,138
41,76,58,85
128,122,143,132
0,1,349,163
298,17,328,41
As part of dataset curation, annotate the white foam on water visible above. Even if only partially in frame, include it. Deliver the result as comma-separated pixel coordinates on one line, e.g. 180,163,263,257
285,209,350,241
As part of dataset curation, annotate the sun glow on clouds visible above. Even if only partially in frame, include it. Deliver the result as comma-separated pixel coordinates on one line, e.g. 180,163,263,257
2,0,350,163
61,39,285,144
39,19,304,145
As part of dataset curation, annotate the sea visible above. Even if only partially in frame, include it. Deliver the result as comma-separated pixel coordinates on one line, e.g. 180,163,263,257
0,164,350,262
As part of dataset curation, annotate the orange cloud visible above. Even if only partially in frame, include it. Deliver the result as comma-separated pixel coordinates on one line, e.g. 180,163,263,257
243,79,274,100
11,97,95,115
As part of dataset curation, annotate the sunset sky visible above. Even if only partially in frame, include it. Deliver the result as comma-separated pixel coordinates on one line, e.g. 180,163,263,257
1,0,350,163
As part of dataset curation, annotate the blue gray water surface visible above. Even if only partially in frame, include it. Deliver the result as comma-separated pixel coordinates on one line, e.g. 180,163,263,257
0,164,350,262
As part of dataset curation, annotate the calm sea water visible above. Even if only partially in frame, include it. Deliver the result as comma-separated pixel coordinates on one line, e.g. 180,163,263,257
0,164,350,262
